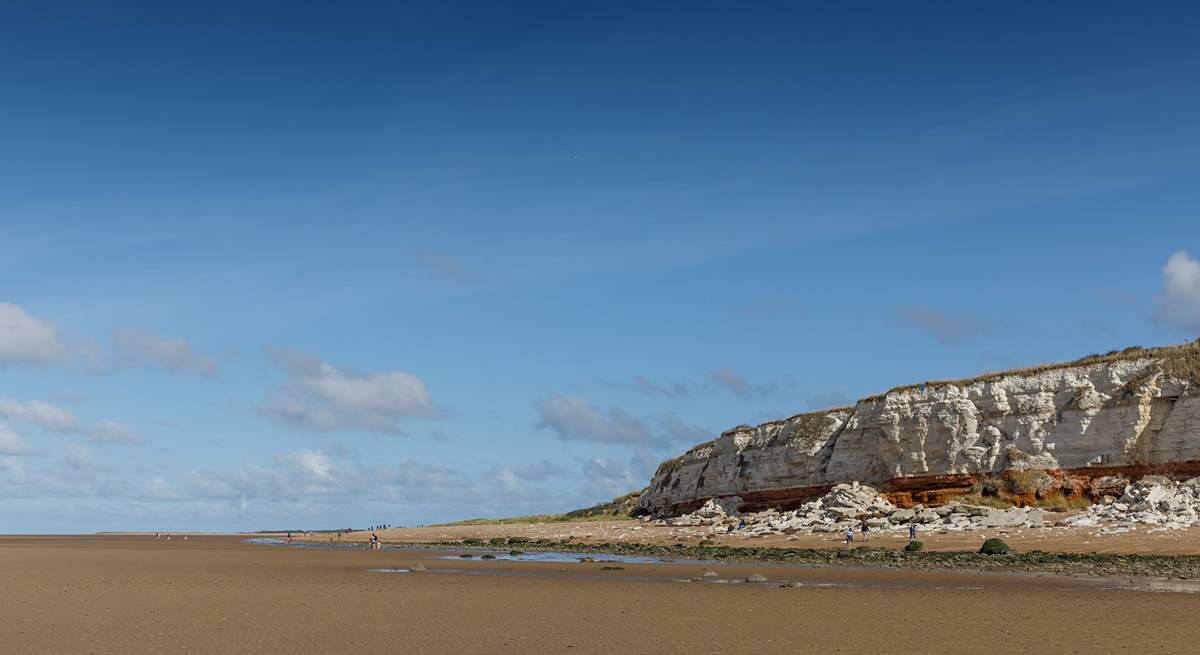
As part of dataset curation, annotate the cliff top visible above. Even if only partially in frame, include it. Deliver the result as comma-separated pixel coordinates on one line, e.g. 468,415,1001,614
862,338,1199,402
685,339,1200,454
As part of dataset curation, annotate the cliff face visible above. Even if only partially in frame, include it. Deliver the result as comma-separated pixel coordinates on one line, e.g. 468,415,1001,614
637,342,1200,516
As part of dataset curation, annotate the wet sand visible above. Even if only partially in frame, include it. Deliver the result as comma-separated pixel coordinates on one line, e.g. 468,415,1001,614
3,535,1200,654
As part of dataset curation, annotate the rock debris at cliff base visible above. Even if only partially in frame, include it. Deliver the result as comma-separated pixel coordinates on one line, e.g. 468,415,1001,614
654,477,1200,536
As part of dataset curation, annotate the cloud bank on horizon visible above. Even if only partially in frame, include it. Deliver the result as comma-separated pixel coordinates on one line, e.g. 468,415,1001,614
1,2,1198,533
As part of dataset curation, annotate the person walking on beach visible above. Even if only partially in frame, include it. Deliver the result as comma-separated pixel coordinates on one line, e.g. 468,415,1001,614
860,519,870,542
845,526,853,546
908,522,917,541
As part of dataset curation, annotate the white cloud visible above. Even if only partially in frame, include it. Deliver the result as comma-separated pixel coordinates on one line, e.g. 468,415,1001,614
1158,250,1200,331
110,329,220,377
258,349,439,435
0,303,65,366
281,449,335,482
0,423,30,456
0,397,140,445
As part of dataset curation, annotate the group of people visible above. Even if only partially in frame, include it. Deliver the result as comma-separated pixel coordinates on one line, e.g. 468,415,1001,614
844,519,918,545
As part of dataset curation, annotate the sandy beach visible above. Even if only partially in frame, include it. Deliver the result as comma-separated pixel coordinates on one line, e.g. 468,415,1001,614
3,534,1200,654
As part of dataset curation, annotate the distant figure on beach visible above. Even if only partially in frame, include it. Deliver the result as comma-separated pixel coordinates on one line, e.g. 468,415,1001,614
155,532,160,540
845,527,853,546
908,523,917,540
860,519,870,541
287,532,293,543
370,532,379,550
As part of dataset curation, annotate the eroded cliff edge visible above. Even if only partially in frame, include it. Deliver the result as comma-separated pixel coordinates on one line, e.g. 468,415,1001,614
637,341,1200,516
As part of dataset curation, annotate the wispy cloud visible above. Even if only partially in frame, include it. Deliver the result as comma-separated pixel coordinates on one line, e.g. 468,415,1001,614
804,391,854,410
532,395,707,448
581,458,639,499
0,423,30,456
416,250,476,284
62,444,92,471
182,448,473,506
110,329,221,377
708,368,788,399
600,375,690,399
258,349,440,435
893,304,991,345
0,303,220,378
533,396,652,445
1156,250,1200,332
0,397,140,445
654,413,710,443
512,458,569,482
0,303,66,367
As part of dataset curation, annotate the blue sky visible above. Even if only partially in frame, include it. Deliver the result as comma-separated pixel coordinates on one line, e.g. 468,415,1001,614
2,2,1199,532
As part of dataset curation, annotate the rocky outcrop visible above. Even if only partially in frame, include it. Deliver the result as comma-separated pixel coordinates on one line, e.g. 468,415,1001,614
638,341,1200,516
1066,476,1200,530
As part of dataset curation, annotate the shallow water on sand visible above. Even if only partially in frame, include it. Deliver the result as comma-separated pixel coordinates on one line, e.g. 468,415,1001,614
440,551,707,564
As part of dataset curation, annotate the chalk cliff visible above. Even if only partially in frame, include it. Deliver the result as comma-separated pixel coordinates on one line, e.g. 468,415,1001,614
637,341,1200,516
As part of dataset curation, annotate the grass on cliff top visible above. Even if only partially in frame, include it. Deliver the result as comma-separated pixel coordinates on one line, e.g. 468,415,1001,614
434,491,641,526
861,338,1200,402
